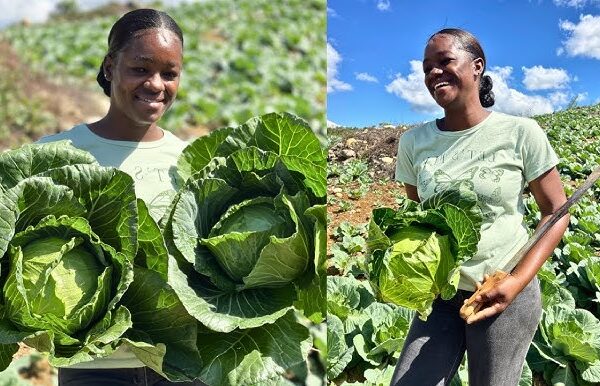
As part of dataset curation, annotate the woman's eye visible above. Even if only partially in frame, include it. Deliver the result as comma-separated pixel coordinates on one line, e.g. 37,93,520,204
163,72,178,80
441,58,452,65
132,67,146,73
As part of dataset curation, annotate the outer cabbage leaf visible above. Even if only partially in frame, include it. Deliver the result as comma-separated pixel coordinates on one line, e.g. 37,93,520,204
0,141,96,192
352,302,414,365
196,311,311,386
177,112,326,197
327,314,354,380
537,305,600,383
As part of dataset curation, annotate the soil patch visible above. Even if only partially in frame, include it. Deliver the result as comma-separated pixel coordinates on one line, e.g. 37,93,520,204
328,126,407,180
0,39,108,149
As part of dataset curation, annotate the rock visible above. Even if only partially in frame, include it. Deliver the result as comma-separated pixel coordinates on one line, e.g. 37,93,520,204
335,193,343,198
381,157,394,164
341,149,356,159
345,138,358,147
332,187,343,193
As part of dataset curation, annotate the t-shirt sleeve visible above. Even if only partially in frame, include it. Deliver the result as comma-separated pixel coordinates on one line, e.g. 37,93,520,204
395,132,417,185
520,120,559,182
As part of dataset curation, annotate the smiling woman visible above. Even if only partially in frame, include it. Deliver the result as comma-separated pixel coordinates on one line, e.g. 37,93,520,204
36,8,206,386
391,28,570,386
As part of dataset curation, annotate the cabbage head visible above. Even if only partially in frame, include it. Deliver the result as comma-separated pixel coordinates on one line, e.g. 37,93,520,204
0,142,203,381
164,112,326,385
367,183,482,320
2,216,132,354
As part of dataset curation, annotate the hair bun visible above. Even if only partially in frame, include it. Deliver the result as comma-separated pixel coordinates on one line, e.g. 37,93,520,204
96,62,111,97
479,74,495,107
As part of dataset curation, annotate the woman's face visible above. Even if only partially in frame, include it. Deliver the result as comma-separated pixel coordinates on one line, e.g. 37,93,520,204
105,28,183,126
422,34,483,110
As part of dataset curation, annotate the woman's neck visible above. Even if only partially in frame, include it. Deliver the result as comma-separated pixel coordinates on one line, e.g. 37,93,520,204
88,114,163,142
440,105,490,132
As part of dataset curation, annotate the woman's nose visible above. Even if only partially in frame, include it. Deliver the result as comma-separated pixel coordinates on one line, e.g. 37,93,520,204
430,67,443,75
143,73,163,91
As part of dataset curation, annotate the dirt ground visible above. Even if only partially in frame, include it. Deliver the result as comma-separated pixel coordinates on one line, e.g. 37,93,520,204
0,39,109,149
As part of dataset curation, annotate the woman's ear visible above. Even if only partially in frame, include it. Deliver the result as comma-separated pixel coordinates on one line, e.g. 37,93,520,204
103,55,113,81
472,57,484,77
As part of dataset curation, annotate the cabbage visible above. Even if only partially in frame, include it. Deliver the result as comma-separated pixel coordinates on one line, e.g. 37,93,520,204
0,142,201,381
367,182,482,319
164,112,326,385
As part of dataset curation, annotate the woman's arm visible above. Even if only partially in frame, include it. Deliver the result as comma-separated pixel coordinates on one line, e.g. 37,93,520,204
404,183,420,202
466,167,569,323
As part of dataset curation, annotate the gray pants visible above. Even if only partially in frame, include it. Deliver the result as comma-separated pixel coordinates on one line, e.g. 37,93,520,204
390,277,541,386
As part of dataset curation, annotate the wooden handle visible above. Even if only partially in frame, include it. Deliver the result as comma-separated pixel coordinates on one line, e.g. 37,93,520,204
509,167,600,265
459,270,508,320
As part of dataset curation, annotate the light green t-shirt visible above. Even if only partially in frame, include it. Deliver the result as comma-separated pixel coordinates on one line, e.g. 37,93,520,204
395,111,559,291
37,124,188,368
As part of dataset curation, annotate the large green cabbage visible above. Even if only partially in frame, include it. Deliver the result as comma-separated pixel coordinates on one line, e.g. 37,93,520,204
367,183,482,319
164,112,326,385
0,142,202,381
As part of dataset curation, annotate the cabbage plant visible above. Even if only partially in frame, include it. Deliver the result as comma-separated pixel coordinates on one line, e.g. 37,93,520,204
164,112,326,385
530,305,600,385
367,183,482,319
0,142,202,381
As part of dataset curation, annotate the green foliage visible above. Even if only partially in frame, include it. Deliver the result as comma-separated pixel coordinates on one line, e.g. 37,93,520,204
0,63,56,146
330,222,368,276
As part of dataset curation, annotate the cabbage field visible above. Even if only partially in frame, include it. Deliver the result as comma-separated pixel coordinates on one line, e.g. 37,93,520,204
327,103,600,386
0,0,326,144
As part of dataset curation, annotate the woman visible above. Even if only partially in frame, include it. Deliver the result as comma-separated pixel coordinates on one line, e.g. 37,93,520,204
391,28,569,386
38,8,205,386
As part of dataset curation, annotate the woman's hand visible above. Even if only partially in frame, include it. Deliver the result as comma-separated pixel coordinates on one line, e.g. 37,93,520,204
465,273,525,324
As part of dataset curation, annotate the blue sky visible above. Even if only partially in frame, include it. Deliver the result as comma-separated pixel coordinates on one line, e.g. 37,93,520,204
327,0,600,127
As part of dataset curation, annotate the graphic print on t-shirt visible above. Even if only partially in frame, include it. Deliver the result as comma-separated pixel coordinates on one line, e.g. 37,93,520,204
419,163,506,220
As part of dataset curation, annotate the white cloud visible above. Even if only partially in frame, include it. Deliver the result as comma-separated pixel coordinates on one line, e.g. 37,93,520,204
553,0,588,7
549,91,569,105
559,14,600,59
327,7,338,18
488,66,557,116
522,65,571,90
377,0,391,11
385,61,577,117
576,92,588,103
385,60,442,115
327,42,352,93
356,72,379,83
327,120,340,128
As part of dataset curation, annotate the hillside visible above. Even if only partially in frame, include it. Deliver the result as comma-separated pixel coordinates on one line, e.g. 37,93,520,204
327,104,600,386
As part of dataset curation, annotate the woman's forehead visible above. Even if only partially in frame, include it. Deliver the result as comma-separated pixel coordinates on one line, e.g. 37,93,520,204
119,28,183,63
424,35,464,58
